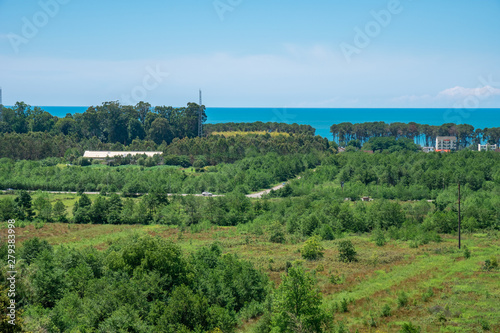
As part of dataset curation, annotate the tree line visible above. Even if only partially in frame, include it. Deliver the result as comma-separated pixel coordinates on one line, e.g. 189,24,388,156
330,121,500,148
0,152,322,194
0,131,332,162
2,151,498,232
0,101,206,145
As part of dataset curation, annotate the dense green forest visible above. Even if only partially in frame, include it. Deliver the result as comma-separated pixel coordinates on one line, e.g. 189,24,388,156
0,235,269,332
0,152,322,193
1,109,499,332
0,102,206,145
330,121,500,147
2,150,499,231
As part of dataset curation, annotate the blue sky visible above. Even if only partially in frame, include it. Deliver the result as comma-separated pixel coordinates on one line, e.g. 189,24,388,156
1,0,500,107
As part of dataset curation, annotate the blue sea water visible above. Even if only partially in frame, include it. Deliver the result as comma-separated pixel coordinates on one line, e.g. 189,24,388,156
39,106,500,139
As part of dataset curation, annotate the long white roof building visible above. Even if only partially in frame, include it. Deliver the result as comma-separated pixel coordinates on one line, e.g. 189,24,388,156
83,151,163,159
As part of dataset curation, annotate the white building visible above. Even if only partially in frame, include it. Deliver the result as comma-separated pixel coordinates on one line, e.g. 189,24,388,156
478,144,498,151
435,136,457,152
422,147,435,153
83,151,163,159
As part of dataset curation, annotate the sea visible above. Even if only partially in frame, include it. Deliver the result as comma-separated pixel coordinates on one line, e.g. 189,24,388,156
37,106,500,139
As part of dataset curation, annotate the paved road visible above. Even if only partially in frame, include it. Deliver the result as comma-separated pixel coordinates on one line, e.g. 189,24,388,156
246,182,288,198
1,186,282,199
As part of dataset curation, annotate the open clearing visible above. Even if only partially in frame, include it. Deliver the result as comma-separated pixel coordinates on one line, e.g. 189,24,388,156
4,222,499,333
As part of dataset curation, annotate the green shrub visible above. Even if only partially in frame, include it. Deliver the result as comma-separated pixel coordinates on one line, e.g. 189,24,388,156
373,228,386,246
421,287,434,302
301,236,324,261
463,246,471,259
397,292,408,308
269,222,286,244
479,318,491,331
381,304,391,317
337,240,357,263
319,224,335,240
340,298,348,313
482,257,498,271
329,274,342,285
400,322,421,333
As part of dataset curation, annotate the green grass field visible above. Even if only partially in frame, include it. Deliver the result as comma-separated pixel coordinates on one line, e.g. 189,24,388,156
5,220,499,333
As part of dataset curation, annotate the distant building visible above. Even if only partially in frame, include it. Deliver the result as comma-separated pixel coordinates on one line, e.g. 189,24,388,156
338,147,346,153
422,147,435,153
83,151,163,160
435,136,457,152
478,144,498,151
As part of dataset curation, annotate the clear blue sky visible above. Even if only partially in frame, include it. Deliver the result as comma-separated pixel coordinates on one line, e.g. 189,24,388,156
1,0,500,107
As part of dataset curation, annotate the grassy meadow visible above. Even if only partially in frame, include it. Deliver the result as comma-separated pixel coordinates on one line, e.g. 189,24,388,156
4,214,499,333
211,131,291,137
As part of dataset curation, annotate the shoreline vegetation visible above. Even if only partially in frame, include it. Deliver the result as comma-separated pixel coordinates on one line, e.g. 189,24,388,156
1,101,499,161
1,100,499,332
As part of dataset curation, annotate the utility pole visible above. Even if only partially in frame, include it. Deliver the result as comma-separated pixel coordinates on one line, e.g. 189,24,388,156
458,181,461,249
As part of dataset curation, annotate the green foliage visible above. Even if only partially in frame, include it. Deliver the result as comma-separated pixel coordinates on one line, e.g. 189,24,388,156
479,318,491,331
363,136,420,152
373,227,386,246
337,240,357,263
19,237,53,265
397,291,409,308
400,322,421,333
15,190,34,221
52,200,67,222
381,304,391,317
340,298,349,313
301,236,324,261
270,265,328,332
329,274,342,285
269,222,286,244
482,257,498,271
421,287,434,302
463,245,471,259
319,224,335,241
30,250,64,308
15,235,268,332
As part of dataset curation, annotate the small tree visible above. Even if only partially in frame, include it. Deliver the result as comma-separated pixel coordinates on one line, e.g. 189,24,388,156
319,224,335,241
269,222,286,244
301,236,324,260
20,237,53,265
271,265,328,332
52,200,67,222
373,227,386,246
337,240,357,263
15,190,34,221
34,195,52,222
